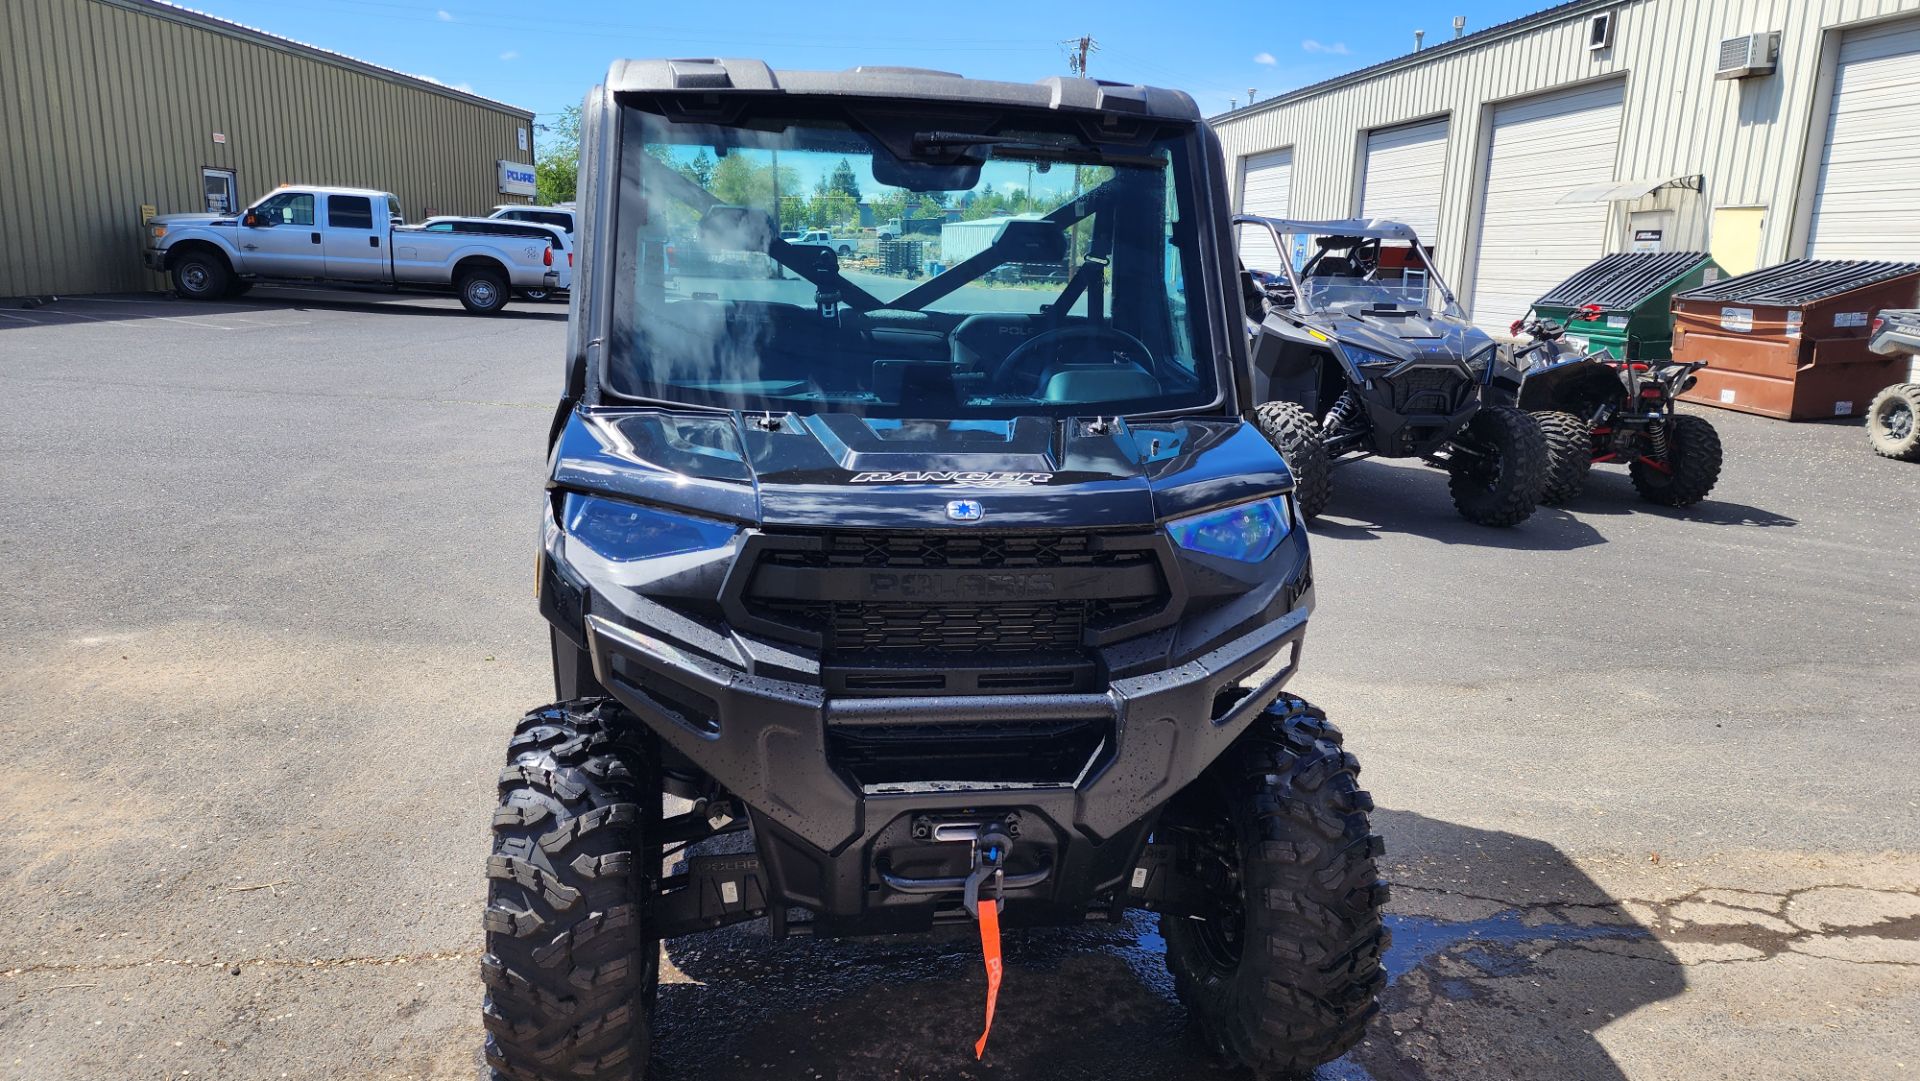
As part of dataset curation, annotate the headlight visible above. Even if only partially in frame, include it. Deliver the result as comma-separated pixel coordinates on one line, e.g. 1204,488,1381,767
1467,343,1498,372
148,225,167,240
1342,344,1402,370
562,492,736,562
1166,497,1291,563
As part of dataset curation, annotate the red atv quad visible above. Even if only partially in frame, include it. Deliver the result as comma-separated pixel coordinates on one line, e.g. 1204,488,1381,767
1496,305,1723,506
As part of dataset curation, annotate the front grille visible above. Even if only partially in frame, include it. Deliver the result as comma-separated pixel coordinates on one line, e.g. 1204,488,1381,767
1383,367,1472,415
828,717,1111,787
741,531,1169,666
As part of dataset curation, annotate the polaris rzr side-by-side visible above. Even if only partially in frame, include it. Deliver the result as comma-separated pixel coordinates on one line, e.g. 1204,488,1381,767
1236,217,1548,526
1498,310,1725,505
483,60,1387,1080
1866,309,1920,461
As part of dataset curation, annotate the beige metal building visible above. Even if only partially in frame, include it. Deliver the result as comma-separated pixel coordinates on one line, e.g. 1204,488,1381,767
0,0,535,298
1211,0,1920,331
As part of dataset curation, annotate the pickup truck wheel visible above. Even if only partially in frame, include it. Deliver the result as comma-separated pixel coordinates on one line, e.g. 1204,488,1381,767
170,252,230,301
459,270,510,314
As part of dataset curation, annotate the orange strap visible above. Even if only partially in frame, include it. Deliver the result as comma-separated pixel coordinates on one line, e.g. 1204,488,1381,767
973,898,1003,1059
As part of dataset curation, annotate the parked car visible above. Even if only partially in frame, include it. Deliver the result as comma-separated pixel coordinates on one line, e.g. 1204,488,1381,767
423,216,572,301
1498,311,1724,506
144,186,559,313
1237,216,1548,526
791,228,862,257
1866,309,1920,461
489,203,575,235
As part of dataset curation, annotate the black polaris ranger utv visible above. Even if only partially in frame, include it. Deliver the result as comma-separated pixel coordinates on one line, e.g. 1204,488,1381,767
484,60,1387,1079
1236,217,1548,526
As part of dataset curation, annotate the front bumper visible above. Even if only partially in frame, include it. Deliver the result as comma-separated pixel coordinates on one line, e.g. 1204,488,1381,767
583,601,1306,922
141,247,167,272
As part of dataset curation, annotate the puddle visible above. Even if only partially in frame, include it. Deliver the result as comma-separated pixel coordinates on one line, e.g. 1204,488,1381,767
1384,908,1650,982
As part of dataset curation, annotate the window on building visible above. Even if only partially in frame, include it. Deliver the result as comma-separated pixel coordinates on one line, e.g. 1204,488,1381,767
328,195,374,230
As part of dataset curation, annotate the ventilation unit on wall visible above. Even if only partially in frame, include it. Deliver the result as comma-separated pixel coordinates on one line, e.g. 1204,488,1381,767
1716,32,1780,79
1587,12,1615,51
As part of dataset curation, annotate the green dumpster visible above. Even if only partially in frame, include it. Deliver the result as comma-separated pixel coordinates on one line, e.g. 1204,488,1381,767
1529,251,1721,361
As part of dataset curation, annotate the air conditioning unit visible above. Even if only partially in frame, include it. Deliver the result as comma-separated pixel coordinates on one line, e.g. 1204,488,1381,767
1716,32,1780,80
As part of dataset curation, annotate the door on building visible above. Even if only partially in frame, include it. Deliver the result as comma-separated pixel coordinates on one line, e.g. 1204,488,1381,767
1710,206,1767,277
1238,148,1293,274
1359,117,1449,250
1466,81,1625,333
202,168,238,216
237,190,324,278
1806,17,1920,259
320,193,385,281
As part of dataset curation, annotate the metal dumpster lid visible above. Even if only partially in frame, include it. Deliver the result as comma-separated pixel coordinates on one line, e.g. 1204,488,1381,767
1676,259,1920,306
1535,251,1713,311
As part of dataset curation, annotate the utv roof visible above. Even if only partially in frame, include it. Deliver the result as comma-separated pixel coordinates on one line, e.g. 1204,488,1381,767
1239,217,1426,243
604,58,1200,121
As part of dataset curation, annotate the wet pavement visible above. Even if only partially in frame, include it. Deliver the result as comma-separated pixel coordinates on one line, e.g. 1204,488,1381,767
2,290,1917,1080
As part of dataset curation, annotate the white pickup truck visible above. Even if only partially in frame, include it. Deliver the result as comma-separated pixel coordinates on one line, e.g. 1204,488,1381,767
142,185,560,314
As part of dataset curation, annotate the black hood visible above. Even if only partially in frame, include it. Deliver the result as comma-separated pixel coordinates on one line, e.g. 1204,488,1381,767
1313,304,1494,363
548,409,1292,529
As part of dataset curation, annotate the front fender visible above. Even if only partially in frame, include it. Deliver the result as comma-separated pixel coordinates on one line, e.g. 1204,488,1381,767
158,227,243,266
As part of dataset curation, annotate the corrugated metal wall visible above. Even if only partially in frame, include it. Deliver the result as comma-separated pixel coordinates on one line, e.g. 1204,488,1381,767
0,0,535,297
1211,0,1920,309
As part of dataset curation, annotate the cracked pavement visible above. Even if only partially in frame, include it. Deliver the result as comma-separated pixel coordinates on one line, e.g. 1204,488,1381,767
2,290,1917,1080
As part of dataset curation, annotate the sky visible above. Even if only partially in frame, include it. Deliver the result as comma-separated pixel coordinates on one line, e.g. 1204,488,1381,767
177,0,1547,148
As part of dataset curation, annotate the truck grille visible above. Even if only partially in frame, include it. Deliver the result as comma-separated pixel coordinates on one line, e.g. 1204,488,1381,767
740,531,1169,664
1383,367,1472,415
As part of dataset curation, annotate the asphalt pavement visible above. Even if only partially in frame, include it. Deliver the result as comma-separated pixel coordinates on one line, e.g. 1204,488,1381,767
0,288,1915,1081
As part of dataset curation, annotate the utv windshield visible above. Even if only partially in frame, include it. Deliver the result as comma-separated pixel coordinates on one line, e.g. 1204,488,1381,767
1239,222,1464,320
608,100,1219,417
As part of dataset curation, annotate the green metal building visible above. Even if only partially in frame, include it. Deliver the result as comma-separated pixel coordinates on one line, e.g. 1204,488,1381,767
0,0,536,298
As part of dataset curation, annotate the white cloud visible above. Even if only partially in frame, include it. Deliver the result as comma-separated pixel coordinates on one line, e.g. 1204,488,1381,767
499,49,519,61
435,8,454,21
1253,51,1277,66
1301,39,1350,55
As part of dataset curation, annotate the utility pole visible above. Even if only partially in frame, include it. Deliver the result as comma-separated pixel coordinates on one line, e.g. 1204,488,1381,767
1062,35,1098,77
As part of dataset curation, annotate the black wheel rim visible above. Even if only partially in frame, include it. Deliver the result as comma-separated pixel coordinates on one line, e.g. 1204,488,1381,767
1888,401,1915,442
1186,822,1246,972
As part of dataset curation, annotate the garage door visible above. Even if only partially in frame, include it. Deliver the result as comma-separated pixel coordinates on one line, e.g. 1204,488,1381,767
1360,118,1449,246
1238,148,1293,273
1807,18,1920,260
1467,82,1625,332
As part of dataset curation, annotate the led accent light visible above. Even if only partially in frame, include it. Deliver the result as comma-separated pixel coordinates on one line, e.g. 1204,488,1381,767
1343,344,1402,369
1166,497,1291,563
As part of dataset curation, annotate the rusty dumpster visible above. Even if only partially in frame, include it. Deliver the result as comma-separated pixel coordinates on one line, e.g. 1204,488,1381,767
1670,259,1920,420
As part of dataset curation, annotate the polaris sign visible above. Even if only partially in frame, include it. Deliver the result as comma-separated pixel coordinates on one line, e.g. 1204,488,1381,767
497,160,537,197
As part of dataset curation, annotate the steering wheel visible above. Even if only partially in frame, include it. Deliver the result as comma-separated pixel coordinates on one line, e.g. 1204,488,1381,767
991,324,1157,397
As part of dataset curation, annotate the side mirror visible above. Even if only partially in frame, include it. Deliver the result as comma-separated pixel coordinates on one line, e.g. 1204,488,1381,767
243,212,260,227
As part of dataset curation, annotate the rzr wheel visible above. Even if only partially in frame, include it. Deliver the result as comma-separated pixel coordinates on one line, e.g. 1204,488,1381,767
1533,409,1592,505
1866,383,1920,461
1630,413,1723,506
483,699,658,1081
1254,401,1333,520
1446,405,1547,526
1162,695,1388,1078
